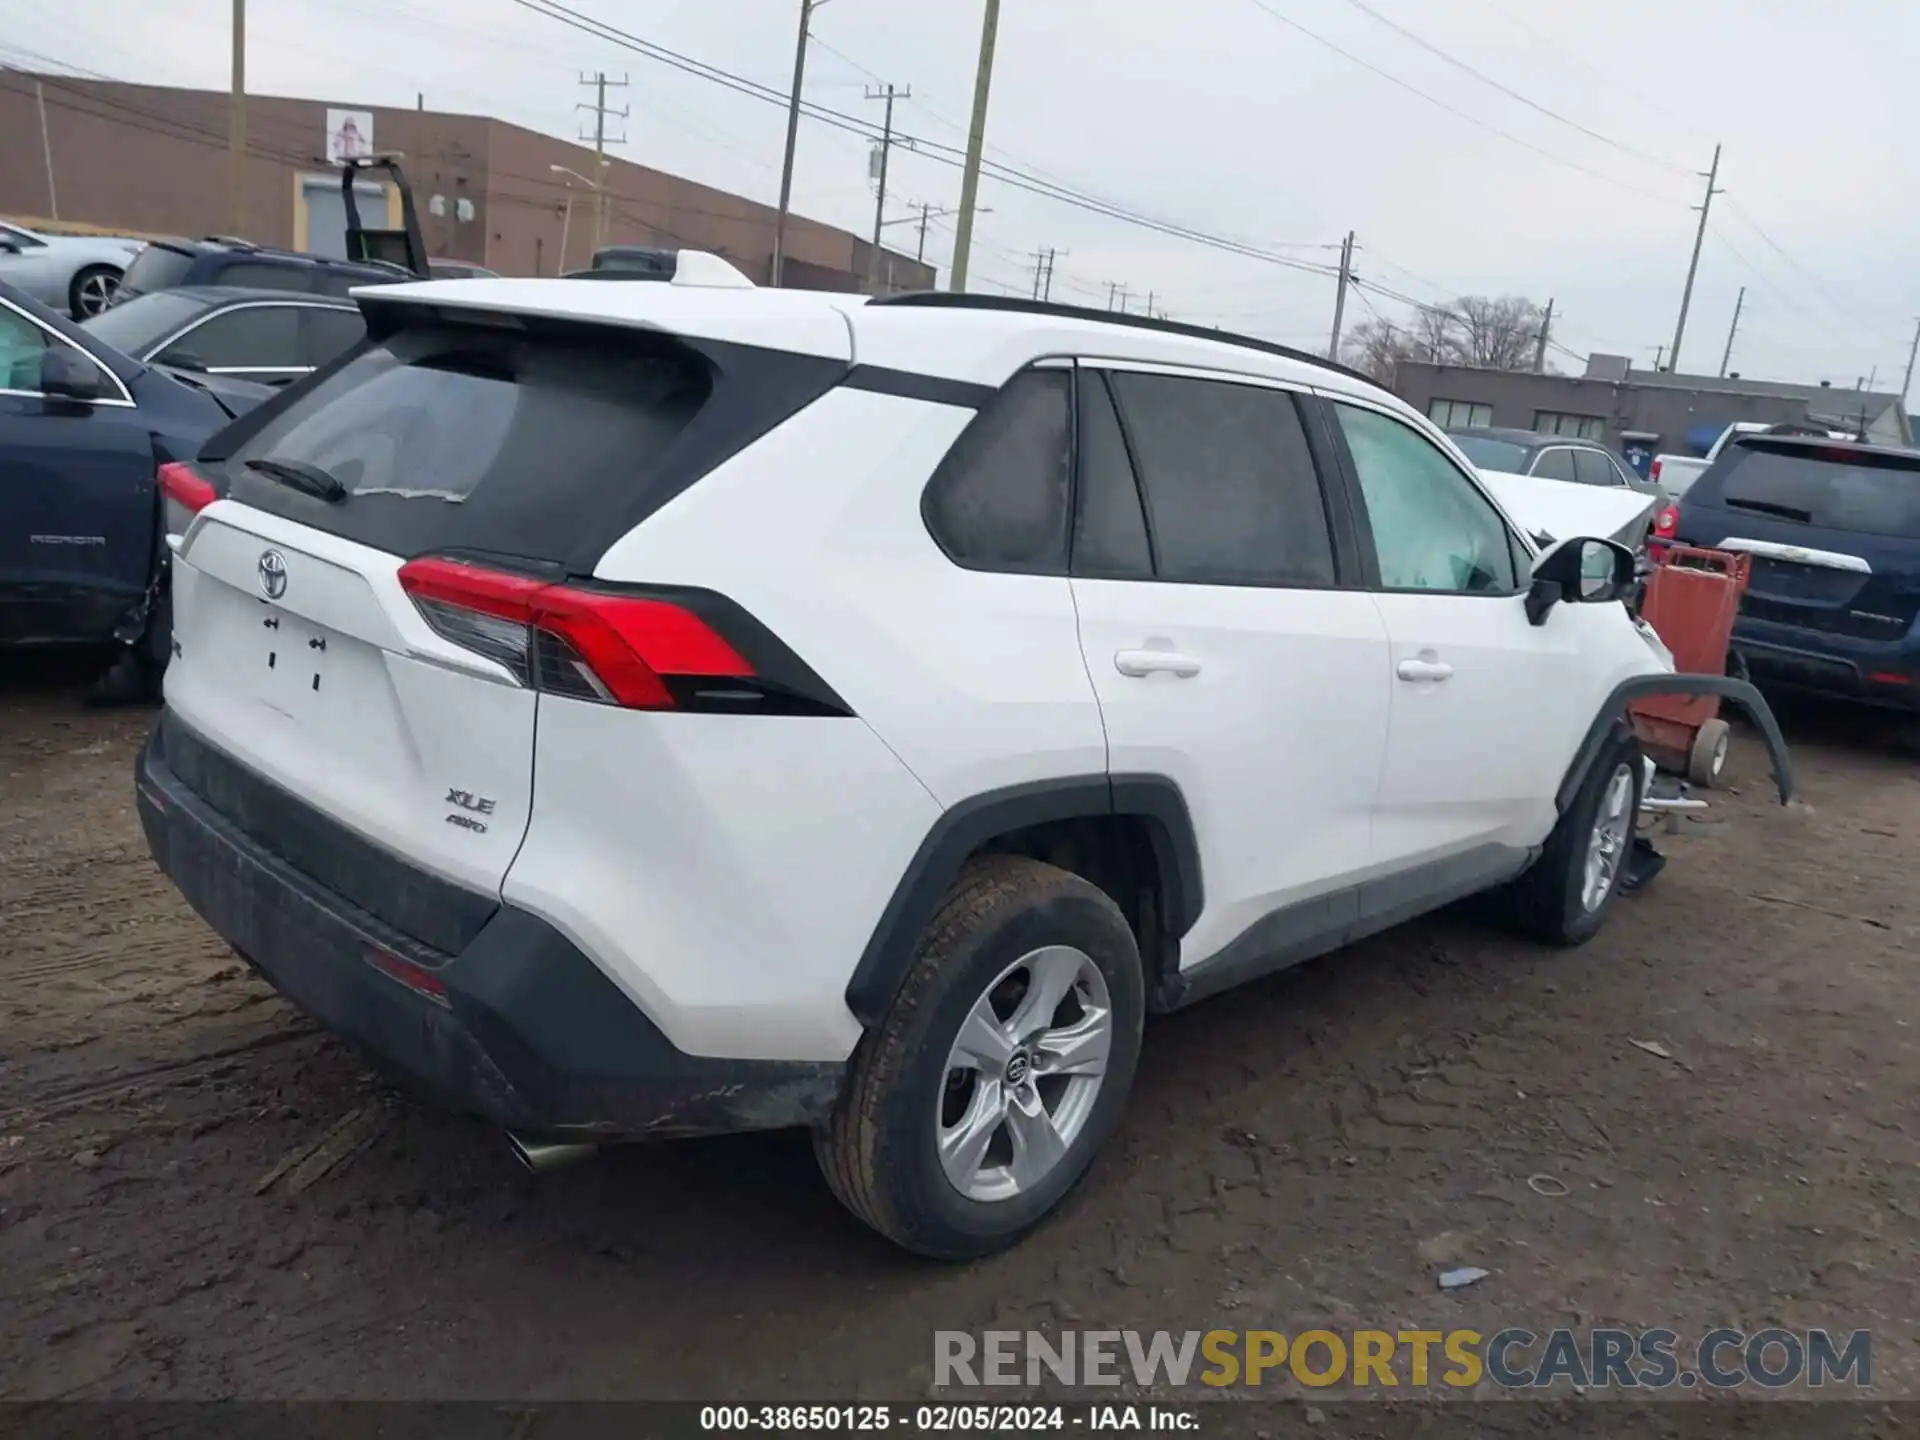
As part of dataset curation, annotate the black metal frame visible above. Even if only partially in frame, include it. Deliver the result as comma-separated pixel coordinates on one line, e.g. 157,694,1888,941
336,154,431,280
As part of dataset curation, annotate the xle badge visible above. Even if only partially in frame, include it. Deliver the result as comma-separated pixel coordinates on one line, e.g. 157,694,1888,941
445,788,496,834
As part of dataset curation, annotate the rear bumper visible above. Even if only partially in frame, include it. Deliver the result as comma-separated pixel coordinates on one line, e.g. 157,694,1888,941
135,718,842,1139
1732,617,1920,711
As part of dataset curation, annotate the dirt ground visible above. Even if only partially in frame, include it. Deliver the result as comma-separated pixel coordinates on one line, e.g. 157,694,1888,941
3,656,1918,1411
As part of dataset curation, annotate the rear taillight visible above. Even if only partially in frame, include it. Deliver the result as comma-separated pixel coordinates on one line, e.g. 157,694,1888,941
1653,504,1679,538
1649,458,1664,484
158,461,217,513
398,556,767,712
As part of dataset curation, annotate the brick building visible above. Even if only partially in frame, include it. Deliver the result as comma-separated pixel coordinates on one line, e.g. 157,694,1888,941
0,73,934,291
1395,353,1912,478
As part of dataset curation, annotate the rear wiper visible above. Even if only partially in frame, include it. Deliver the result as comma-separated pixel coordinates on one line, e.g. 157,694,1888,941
1725,498,1813,522
245,457,347,504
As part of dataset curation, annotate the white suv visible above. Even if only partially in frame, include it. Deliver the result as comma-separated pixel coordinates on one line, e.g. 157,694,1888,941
139,279,1793,1258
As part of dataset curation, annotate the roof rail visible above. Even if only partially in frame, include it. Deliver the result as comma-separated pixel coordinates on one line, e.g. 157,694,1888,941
868,291,1376,387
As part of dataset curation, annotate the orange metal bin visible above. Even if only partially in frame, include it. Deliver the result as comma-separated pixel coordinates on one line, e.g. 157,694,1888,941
1629,545,1753,787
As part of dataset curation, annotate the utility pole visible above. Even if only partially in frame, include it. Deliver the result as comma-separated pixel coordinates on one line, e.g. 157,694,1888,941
915,201,935,264
1144,290,1157,319
1533,297,1555,373
1030,249,1049,299
1669,142,1723,375
1901,318,1920,410
34,81,57,220
229,0,246,237
1041,247,1057,301
772,0,823,288
1106,281,1121,311
1718,285,1745,377
578,72,629,255
949,0,1002,293
1327,230,1355,361
1650,345,1666,373
865,83,908,292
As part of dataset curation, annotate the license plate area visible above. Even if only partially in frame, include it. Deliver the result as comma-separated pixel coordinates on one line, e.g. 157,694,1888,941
253,603,332,713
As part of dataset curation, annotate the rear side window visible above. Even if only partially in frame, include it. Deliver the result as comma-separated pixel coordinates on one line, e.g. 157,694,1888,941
303,308,367,367
1573,449,1623,487
1709,448,1920,538
314,268,393,298
220,321,712,564
1106,371,1334,587
213,261,314,293
1531,448,1578,483
158,306,301,369
1070,372,1152,580
922,369,1071,574
117,245,194,298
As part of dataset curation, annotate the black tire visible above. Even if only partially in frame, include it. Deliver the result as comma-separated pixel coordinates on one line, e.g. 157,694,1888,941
68,264,122,319
815,854,1145,1259
1503,726,1645,946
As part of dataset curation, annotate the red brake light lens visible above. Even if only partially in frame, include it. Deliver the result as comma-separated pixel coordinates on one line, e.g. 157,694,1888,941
157,461,217,514
1653,504,1679,537
397,556,752,710
1649,458,1663,483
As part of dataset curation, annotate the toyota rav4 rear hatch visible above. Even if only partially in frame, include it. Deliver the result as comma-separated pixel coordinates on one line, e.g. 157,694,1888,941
162,291,847,941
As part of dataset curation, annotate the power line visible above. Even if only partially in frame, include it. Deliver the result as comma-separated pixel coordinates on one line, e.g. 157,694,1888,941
1719,195,1901,344
1469,0,1712,142
1234,0,1684,206
1332,0,1688,175
504,0,1341,276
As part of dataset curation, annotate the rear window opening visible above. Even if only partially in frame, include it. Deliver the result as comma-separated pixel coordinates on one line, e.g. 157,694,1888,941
1711,446,1920,539
210,316,716,566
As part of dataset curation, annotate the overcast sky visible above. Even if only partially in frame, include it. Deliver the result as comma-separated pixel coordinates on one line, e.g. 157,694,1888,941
5,0,1915,396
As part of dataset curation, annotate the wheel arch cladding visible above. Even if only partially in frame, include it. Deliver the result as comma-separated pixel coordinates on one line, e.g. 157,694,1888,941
1557,675,1796,810
843,774,1202,1027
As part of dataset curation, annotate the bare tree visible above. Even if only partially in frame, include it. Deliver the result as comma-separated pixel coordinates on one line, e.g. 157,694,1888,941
1450,295,1546,370
1344,294,1548,384
1340,317,1416,386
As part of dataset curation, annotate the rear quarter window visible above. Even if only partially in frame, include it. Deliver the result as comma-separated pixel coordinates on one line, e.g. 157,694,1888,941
921,369,1072,574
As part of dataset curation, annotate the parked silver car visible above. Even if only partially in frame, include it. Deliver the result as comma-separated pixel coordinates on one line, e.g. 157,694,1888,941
0,220,147,318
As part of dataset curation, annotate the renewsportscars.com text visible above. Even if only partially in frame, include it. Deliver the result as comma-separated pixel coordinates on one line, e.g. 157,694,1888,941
934,1327,1872,1391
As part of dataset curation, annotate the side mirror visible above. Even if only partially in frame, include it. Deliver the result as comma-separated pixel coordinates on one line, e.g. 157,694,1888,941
39,348,109,402
1525,536,1636,626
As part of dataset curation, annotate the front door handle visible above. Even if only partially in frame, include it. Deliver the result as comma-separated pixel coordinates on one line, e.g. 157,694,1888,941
1396,658,1455,683
1115,649,1203,679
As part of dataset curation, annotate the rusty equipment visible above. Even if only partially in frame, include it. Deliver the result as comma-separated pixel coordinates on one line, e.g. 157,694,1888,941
1629,545,1753,787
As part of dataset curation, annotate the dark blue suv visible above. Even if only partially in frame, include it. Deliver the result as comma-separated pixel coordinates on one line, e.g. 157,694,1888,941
1674,435,1920,710
112,237,411,305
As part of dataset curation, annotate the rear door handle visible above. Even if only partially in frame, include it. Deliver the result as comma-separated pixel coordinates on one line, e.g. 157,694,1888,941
1396,658,1454,683
1115,649,1203,679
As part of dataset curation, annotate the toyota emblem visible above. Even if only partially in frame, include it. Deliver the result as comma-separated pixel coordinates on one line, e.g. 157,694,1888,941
257,548,288,600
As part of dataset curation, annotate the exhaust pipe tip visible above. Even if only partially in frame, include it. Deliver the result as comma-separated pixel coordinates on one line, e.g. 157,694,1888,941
507,1132,600,1174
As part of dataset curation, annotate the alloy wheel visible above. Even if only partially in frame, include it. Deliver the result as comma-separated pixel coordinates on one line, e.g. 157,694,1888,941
1581,762,1636,912
936,945,1112,1203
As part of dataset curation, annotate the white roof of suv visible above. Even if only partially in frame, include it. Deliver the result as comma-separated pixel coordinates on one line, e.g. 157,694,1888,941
351,280,1385,399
